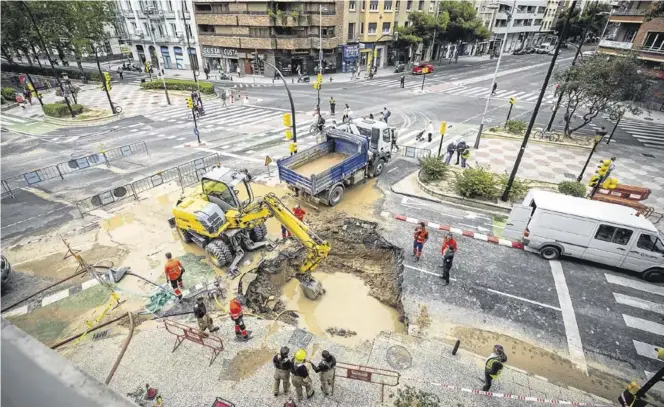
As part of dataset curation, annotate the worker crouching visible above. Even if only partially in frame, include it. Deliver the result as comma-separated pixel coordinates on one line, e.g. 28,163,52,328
291,349,315,400
193,297,219,333
229,297,251,341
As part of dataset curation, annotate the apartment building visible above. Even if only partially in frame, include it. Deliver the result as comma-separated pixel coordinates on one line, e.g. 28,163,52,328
597,0,664,66
474,0,548,53
541,0,565,32
113,0,202,71
193,0,343,77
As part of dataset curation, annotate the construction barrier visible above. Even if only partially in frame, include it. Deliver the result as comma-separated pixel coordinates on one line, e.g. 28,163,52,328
397,145,431,159
335,362,400,402
1,180,15,200
163,319,223,366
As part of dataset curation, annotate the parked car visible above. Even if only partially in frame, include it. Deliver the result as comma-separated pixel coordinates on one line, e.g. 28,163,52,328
1,255,11,287
394,63,406,73
513,48,527,55
582,50,597,57
412,63,434,75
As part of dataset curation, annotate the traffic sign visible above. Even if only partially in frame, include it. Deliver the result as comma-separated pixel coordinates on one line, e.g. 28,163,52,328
264,155,272,166
439,121,447,135
120,45,131,55
194,128,199,137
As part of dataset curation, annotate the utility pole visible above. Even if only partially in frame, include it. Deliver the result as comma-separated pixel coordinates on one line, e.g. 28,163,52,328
181,1,200,91
20,1,75,118
429,1,440,62
473,0,518,149
265,61,297,144
93,46,117,114
146,7,171,105
605,110,623,144
501,2,577,202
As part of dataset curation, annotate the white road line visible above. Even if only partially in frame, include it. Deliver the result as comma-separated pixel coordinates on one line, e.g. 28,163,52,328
613,293,664,315
41,289,71,307
623,314,664,336
633,340,663,361
404,264,457,281
487,288,561,311
605,273,664,297
194,147,263,163
80,279,100,290
550,260,588,374
3,305,29,317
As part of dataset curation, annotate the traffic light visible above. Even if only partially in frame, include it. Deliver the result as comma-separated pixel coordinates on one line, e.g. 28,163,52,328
597,159,613,176
283,113,292,127
509,97,516,105
145,61,151,73
102,72,112,91
588,175,601,188
601,177,619,190
313,82,322,90
317,73,322,84
285,128,293,140
186,96,193,109
439,121,447,135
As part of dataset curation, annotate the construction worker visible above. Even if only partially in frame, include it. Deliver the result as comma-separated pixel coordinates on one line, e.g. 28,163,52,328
460,145,471,168
229,297,251,341
412,222,429,261
309,350,336,396
282,205,306,239
482,344,507,391
441,232,458,253
193,297,219,333
273,346,292,396
164,252,184,300
291,349,315,400
329,96,336,116
400,74,405,88
440,233,458,285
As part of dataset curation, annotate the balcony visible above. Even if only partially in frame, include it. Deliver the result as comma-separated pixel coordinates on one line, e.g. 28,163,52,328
598,39,634,50
196,14,237,25
198,34,241,48
609,9,646,23
639,46,664,62
274,37,313,49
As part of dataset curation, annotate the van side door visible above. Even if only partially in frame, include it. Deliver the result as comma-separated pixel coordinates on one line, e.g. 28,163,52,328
502,204,533,241
621,232,664,273
582,224,634,266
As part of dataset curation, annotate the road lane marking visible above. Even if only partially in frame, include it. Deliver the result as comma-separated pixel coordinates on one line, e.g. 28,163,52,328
623,314,664,336
41,289,71,307
550,260,588,375
605,273,664,297
404,264,456,281
633,340,663,361
613,293,664,315
486,289,561,311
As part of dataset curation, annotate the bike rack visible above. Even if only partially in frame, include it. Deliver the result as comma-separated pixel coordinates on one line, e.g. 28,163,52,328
163,319,223,366
335,361,400,402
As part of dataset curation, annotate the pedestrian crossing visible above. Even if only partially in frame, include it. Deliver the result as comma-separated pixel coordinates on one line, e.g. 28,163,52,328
613,118,664,150
0,114,30,129
349,77,438,91
420,85,559,104
605,273,664,392
147,103,285,130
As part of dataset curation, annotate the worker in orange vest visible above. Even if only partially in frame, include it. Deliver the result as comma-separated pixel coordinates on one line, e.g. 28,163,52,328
282,205,306,239
412,222,429,261
229,297,251,341
441,232,457,254
164,252,185,300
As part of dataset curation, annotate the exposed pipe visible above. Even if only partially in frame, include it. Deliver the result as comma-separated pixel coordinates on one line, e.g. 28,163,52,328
105,312,134,385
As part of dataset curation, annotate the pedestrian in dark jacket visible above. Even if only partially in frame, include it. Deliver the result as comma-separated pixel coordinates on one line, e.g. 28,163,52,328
309,350,337,396
273,346,292,396
444,142,457,164
193,297,219,333
204,66,210,80
455,141,467,165
400,74,405,88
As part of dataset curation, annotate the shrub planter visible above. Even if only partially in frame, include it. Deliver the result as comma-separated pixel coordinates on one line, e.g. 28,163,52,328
44,111,123,127
483,130,594,150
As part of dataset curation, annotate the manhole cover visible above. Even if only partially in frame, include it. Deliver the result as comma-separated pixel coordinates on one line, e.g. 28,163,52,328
642,153,656,158
563,172,576,179
92,330,109,341
287,328,312,349
386,345,412,370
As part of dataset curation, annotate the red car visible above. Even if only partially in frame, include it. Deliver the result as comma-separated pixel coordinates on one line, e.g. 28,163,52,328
412,63,434,75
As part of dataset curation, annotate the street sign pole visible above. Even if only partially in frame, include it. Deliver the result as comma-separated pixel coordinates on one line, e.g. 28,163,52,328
421,71,426,90
437,121,448,158
505,101,514,125
192,108,200,143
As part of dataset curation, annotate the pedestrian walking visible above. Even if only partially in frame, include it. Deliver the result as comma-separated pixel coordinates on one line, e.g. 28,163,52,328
455,141,467,165
400,74,405,88
342,104,350,122
444,142,457,165
229,297,251,341
382,107,391,124
273,346,292,396
412,222,429,261
164,252,184,300
426,120,434,143
282,205,305,238
309,350,336,396
236,65,241,77
441,247,455,285
117,66,124,80
23,89,32,105
193,297,219,333
391,130,398,152
460,145,470,168
204,66,210,80
220,89,228,108
492,82,498,96
329,96,336,116
291,349,315,400
482,345,507,391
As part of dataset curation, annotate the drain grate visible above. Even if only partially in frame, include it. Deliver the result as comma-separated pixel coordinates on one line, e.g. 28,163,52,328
287,329,313,349
642,153,656,158
92,330,109,341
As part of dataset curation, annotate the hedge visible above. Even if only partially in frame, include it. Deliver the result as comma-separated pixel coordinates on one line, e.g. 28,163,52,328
2,87,16,101
140,78,215,94
558,181,587,197
43,102,84,118
1,63,102,82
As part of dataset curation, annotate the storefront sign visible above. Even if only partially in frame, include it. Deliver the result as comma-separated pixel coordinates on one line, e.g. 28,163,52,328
359,43,374,50
343,45,360,59
201,47,238,58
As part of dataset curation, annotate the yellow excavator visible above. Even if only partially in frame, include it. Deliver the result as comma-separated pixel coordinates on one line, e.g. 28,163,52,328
169,166,330,298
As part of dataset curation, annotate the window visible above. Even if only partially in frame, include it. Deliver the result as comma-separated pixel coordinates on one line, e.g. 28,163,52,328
382,22,391,34
349,0,356,11
198,24,215,34
157,24,165,36
538,6,546,13
396,1,400,10
322,27,335,37
368,22,377,34
143,22,150,36
404,21,409,27
369,1,378,11
131,22,138,33
643,32,664,49
167,0,172,11
348,22,355,40
429,1,435,12
360,22,364,34
535,19,542,26
195,4,212,12
186,24,193,38
249,27,270,37
384,0,393,11
125,0,132,11
406,0,412,10
212,3,230,13
595,225,633,245
183,1,188,11
383,128,391,143
418,0,424,11
361,0,365,11
170,23,177,36
624,29,638,43
637,234,664,254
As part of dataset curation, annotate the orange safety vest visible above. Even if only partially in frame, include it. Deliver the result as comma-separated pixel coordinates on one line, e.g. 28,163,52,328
442,238,458,254
293,207,306,221
164,259,183,281
414,229,428,243
230,299,243,319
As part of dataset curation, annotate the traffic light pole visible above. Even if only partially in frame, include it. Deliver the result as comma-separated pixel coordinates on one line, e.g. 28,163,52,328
437,130,445,157
505,103,514,125
421,72,426,90
265,61,296,143
577,138,601,182
94,47,117,114
606,112,622,144
501,2,576,202
192,108,200,143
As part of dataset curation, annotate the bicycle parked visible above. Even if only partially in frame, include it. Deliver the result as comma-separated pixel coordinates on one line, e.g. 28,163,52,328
535,127,562,142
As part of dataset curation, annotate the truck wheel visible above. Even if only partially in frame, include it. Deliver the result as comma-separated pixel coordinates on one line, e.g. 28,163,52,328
177,227,193,243
373,160,385,177
539,246,561,260
328,185,344,206
206,240,232,268
643,268,664,283
249,223,268,242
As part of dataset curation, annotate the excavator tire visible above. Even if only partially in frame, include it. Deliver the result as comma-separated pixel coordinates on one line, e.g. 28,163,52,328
249,223,268,242
206,240,233,268
177,227,193,243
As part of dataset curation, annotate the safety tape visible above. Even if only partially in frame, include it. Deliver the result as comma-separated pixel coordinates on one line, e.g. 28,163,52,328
60,291,120,355
422,381,610,407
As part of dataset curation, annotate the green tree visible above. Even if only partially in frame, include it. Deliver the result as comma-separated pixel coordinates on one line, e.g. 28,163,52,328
645,1,664,21
0,2,39,65
394,11,449,56
554,2,610,41
439,1,490,44
554,54,651,138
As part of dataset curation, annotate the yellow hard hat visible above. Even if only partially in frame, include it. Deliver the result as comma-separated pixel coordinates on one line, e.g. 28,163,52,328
657,347,664,361
294,349,306,362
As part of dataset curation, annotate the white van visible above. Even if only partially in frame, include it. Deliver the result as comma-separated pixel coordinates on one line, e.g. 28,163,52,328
503,190,664,282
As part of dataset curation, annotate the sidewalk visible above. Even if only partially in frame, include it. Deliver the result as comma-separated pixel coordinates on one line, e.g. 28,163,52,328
65,315,614,407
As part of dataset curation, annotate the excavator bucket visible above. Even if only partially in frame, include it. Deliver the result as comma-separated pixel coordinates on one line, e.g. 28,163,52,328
297,274,325,300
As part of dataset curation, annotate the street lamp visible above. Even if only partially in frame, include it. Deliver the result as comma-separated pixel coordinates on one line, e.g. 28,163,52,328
316,5,327,112
145,7,171,105
473,0,518,149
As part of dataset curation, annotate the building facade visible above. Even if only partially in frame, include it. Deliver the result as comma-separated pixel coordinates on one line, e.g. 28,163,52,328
113,0,203,72
193,0,343,77
597,0,664,67
474,0,548,54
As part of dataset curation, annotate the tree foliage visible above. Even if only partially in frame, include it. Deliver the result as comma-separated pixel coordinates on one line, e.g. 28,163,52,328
439,1,491,43
0,2,38,64
645,1,664,21
395,11,449,49
554,54,651,138
554,2,611,40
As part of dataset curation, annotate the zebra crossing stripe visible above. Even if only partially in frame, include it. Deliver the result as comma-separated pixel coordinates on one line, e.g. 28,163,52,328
613,293,664,315
623,314,664,336
605,273,664,297
633,340,663,360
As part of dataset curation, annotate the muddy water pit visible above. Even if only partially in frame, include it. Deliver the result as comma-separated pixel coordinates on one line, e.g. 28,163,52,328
245,218,406,346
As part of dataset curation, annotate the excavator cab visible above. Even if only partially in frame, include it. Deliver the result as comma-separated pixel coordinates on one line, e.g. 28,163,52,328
201,167,254,212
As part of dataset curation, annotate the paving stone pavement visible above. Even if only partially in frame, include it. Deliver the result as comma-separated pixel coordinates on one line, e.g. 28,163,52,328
64,315,613,407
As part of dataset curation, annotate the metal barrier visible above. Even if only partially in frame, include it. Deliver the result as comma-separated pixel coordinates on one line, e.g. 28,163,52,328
102,141,148,163
335,362,400,403
131,167,181,194
163,319,223,366
178,154,220,176
397,145,431,159
56,152,107,174
75,183,137,216
1,180,15,200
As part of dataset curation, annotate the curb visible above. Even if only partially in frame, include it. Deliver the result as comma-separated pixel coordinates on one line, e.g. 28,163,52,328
392,214,524,249
482,131,594,150
44,112,124,127
5,221,99,250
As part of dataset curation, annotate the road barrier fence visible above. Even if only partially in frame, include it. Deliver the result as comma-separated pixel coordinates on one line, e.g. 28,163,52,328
397,145,431,159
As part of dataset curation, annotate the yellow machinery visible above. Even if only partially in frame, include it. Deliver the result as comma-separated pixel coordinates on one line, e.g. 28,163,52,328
170,167,330,298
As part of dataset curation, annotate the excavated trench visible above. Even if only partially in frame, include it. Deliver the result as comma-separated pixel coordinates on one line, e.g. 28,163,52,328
244,218,406,345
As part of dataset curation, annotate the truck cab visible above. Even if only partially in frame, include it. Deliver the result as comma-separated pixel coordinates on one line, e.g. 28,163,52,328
335,118,395,173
